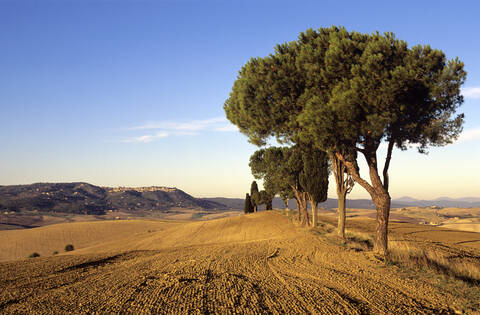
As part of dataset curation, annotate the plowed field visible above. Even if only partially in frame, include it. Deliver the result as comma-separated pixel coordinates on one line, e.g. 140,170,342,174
1,211,479,314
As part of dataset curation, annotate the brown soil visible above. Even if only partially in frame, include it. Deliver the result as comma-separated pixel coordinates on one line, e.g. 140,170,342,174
1,211,479,313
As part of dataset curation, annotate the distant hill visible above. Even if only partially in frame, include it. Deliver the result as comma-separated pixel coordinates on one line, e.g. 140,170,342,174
1,183,478,215
0,183,227,215
203,196,480,210
391,196,480,208
203,197,380,210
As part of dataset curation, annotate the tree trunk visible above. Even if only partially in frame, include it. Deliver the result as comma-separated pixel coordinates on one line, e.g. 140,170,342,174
310,197,318,228
373,192,391,255
268,200,273,210
335,150,392,256
295,198,301,221
330,153,351,240
254,205,258,212
337,191,346,240
283,198,290,215
301,192,309,226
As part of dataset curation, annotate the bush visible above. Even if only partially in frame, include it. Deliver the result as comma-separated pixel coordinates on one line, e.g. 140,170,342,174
64,244,74,252
52,250,59,255
28,252,40,258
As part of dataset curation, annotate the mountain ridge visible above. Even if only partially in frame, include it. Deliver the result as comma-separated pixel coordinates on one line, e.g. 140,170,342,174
0,182,227,214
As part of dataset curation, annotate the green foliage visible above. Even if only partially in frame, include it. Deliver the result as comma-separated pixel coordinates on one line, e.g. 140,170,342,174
224,26,465,155
250,181,260,209
299,146,329,204
250,146,305,196
28,252,40,258
225,26,465,253
259,190,274,210
243,193,254,213
279,188,295,208
64,244,74,252
297,30,466,156
249,147,293,202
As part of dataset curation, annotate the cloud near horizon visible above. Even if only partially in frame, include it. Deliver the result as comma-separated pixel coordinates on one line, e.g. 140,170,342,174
462,86,480,99
457,127,480,143
123,117,237,143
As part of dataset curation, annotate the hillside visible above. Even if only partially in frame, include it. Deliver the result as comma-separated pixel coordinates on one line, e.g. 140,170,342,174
1,211,479,313
0,183,227,215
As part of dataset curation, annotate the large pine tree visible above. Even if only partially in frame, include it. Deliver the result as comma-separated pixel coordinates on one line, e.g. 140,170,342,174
225,27,465,255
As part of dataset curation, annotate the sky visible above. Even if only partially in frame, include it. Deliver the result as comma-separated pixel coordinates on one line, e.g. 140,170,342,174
1,0,479,199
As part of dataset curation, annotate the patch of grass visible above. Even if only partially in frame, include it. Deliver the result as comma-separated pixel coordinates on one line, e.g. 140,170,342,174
345,231,374,250
387,241,480,285
64,244,74,252
386,241,480,312
434,276,480,312
28,252,40,258
191,213,204,220
310,221,336,236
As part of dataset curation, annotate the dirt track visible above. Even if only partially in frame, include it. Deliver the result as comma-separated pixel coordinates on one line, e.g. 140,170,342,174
1,212,478,313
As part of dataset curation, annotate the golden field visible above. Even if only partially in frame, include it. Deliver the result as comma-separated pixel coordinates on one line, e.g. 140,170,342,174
1,210,479,313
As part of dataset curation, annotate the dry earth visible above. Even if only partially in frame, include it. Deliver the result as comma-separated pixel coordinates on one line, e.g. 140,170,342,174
1,211,479,314
0,208,242,232
319,207,480,233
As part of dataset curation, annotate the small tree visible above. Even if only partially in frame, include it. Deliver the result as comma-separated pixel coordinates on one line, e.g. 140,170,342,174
283,146,311,225
259,190,274,210
250,181,260,212
243,193,253,213
299,146,329,227
249,146,308,222
279,187,294,211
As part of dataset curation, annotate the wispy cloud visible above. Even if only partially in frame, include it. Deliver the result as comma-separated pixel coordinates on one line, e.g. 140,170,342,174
457,128,480,143
462,87,480,99
122,117,236,143
214,125,238,132
121,132,168,143
131,117,229,131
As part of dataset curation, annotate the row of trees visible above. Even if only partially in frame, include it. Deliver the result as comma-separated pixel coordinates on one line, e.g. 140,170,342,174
226,26,465,255
243,181,274,213
248,145,330,228
245,144,351,239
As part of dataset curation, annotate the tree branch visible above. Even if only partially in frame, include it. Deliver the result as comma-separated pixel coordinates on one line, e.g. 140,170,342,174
345,175,354,194
335,152,376,197
355,146,367,155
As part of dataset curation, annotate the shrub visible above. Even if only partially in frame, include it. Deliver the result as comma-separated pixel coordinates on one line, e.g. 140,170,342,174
28,252,40,258
52,250,59,255
64,244,74,252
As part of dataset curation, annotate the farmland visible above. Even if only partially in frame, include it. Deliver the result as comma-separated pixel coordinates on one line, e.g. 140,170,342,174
1,211,479,313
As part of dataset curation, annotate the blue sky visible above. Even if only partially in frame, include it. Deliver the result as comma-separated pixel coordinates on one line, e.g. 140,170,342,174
1,0,479,199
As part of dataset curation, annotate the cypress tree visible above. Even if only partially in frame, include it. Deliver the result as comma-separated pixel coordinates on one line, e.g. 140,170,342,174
244,193,253,213
299,146,330,228
250,181,260,212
